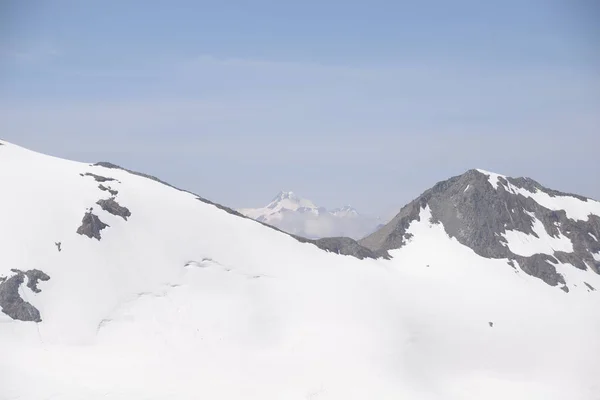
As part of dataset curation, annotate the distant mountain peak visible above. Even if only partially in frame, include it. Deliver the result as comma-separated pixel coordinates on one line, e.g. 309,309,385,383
238,192,381,239
331,205,359,217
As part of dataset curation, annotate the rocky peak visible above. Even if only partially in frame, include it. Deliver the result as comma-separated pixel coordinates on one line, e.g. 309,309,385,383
360,169,600,290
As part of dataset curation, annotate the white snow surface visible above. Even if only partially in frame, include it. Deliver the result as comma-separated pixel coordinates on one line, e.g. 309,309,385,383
502,212,574,257
1,141,600,400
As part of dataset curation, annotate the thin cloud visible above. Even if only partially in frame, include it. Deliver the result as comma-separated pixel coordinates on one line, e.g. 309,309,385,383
0,41,60,64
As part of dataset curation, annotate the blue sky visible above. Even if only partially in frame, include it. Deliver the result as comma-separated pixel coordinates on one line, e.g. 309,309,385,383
1,0,599,216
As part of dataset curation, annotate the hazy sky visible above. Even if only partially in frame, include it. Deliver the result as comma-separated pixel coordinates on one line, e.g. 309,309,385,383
1,0,598,217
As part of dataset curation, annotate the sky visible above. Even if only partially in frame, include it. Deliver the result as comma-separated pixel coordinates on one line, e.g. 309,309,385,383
0,0,599,217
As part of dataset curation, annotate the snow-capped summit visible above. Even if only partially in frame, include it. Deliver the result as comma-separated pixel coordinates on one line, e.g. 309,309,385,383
1,141,600,399
239,190,320,223
361,168,600,292
238,193,379,239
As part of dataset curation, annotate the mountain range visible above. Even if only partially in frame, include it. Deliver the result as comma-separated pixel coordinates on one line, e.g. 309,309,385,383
1,140,599,400
238,191,384,239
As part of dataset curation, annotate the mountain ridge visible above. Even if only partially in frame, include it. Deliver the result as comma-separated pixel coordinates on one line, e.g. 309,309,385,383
361,168,600,291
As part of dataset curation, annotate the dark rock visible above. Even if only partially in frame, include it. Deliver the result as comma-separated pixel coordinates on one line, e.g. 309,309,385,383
489,322,494,328
98,184,118,196
305,237,385,260
23,269,50,293
83,173,116,183
584,282,596,291
0,270,50,322
76,211,109,240
553,251,587,270
515,254,565,287
55,241,61,252
96,198,131,220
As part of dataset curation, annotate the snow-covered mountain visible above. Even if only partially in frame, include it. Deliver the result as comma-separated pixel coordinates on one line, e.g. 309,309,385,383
361,168,600,293
238,191,382,239
1,141,600,400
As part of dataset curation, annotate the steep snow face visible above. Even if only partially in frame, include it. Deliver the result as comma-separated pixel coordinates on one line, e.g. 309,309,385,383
1,141,600,400
238,193,381,239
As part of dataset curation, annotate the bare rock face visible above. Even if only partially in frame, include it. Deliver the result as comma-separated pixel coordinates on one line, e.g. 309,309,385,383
83,172,116,183
0,269,50,322
23,269,51,293
96,198,131,220
98,184,118,196
361,169,600,289
585,282,596,291
76,211,109,240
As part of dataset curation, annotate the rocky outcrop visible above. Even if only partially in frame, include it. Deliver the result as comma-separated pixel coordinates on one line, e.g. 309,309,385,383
313,237,386,259
23,269,51,293
361,169,600,289
0,269,50,322
96,198,131,220
77,210,109,240
83,172,116,183
98,184,118,196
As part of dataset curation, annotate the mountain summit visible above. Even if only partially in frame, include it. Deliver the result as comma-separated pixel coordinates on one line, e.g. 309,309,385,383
239,190,321,222
238,192,381,239
361,168,600,291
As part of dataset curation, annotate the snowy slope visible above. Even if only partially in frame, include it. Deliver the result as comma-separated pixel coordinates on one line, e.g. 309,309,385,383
238,192,381,239
1,140,600,400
